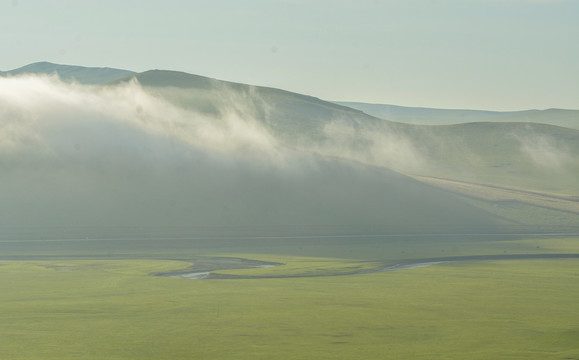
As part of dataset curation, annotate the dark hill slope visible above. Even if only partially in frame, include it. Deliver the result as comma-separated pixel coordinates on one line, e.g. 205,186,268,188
0,133,501,235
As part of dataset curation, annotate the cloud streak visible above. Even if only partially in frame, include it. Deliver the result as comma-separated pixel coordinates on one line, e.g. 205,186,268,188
0,74,503,233
3,74,575,234
514,131,574,171
0,75,286,166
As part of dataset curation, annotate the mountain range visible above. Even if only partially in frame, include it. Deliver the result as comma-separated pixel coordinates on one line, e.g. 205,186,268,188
336,101,579,130
0,61,135,85
1,62,577,236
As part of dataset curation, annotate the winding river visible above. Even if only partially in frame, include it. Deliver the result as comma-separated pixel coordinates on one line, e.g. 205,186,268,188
157,253,579,280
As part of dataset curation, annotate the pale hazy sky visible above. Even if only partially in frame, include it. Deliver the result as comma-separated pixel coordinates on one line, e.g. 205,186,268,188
1,0,578,110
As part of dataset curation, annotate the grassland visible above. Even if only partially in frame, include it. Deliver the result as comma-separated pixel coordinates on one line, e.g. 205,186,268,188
1,235,578,359
412,175,579,214
410,175,579,231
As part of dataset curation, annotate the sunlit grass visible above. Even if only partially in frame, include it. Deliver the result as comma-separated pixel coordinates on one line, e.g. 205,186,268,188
1,254,578,359
211,255,381,277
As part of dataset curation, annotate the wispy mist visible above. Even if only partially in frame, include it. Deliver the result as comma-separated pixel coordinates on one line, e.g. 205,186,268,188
0,75,284,165
0,75,499,233
314,120,426,173
514,129,574,171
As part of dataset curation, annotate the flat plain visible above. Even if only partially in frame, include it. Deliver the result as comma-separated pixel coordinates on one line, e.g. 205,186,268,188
1,235,578,360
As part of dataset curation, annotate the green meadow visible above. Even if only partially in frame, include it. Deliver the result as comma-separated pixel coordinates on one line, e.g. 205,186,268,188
1,236,578,360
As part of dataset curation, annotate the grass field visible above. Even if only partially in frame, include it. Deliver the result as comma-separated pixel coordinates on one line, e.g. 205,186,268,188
1,235,578,359
412,175,579,214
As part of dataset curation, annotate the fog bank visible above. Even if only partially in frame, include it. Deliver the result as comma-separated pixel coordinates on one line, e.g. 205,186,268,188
0,76,498,233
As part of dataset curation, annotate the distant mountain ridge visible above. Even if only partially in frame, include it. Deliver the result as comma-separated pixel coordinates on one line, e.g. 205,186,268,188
4,62,576,129
336,101,579,129
0,61,135,85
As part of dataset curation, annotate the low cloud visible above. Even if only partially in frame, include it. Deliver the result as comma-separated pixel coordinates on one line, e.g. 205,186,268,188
0,74,501,232
0,75,285,167
314,120,426,173
516,132,574,171
5,74,569,233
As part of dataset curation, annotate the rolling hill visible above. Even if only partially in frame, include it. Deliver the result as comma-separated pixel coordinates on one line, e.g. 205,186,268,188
112,69,382,142
113,69,579,195
1,62,578,237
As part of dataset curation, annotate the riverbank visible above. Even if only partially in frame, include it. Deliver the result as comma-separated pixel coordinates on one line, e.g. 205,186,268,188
156,253,579,280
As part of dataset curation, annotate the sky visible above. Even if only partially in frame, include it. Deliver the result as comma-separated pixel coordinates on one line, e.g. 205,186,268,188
1,0,578,111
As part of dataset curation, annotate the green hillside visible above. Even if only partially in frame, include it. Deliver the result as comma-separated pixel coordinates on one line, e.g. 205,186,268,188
118,71,579,195
115,69,379,138
401,122,579,194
